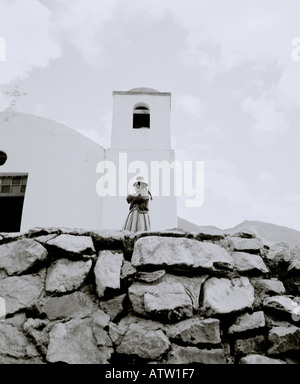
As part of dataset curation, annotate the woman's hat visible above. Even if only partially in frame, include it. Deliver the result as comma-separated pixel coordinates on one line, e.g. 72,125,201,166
133,176,148,187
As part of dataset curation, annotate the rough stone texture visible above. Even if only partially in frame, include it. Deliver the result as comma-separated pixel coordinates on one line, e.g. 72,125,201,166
234,335,266,355
232,252,269,274
228,311,265,334
136,270,166,283
0,273,45,315
46,234,95,256
0,228,299,364
46,318,113,364
288,258,300,274
45,258,92,293
265,242,292,267
100,294,127,321
165,318,221,344
23,318,50,355
94,251,124,298
166,344,227,364
129,274,208,322
239,354,286,364
191,228,225,241
91,229,128,250
268,326,300,354
4,313,27,331
116,323,170,359
120,260,136,279
0,323,39,359
229,237,262,253
0,239,48,275
109,316,164,347
251,278,286,296
263,295,298,316
201,277,255,315
34,234,58,245
132,236,233,272
41,291,94,320
251,278,286,307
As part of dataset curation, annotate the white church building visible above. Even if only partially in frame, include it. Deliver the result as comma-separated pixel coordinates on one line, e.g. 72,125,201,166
0,87,178,232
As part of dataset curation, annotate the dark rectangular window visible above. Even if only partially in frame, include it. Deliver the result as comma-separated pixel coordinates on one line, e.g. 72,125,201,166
0,173,28,232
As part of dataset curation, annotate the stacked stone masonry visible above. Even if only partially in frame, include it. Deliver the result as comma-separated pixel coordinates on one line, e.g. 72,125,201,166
0,227,299,364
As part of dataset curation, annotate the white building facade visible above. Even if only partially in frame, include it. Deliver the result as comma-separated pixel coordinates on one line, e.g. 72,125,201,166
0,87,178,232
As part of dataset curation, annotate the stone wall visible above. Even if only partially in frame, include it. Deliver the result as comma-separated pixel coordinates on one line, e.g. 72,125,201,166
0,227,299,364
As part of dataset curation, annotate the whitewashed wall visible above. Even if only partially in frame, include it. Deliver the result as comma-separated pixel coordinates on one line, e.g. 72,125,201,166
0,113,105,231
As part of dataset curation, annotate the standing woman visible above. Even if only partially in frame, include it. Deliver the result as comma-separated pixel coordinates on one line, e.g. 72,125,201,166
122,176,152,232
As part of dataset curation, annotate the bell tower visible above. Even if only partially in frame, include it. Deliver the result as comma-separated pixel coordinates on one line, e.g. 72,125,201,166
100,87,178,230
111,87,171,150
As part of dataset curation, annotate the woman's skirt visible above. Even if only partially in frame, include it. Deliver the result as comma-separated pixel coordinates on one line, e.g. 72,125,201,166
122,209,151,232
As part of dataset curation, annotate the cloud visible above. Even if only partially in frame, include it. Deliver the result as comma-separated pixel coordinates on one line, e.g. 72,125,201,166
284,194,300,203
241,94,288,145
256,170,275,184
169,0,299,72
174,94,204,118
0,0,61,86
276,65,300,109
204,158,250,205
49,0,117,65
77,111,112,148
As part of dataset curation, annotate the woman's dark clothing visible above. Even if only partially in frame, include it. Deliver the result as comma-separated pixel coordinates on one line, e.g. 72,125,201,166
122,193,151,232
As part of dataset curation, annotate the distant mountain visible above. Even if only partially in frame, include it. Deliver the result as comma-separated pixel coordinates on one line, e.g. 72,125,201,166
177,217,300,248
177,217,222,233
224,220,300,248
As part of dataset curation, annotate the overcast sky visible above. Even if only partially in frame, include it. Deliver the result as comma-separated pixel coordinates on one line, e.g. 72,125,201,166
1,0,300,231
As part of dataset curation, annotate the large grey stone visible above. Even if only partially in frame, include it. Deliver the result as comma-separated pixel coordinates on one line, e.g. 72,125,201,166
232,252,269,274
46,318,113,364
131,236,233,272
109,316,165,347
201,277,255,315
263,295,298,316
116,323,170,360
166,318,221,344
0,273,45,315
251,278,286,296
228,311,265,334
129,274,208,322
251,278,286,307
0,238,48,275
46,234,95,255
94,251,124,298
239,354,286,364
268,326,300,354
45,258,92,293
91,229,128,249
265,242,292,269
41,291,94,320
166,344,226,364
0,323,39,359
228,237,262,253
